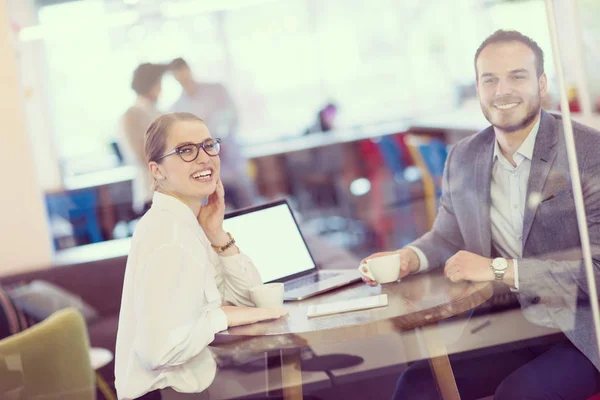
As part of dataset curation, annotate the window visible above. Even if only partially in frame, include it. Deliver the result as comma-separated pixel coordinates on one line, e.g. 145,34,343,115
19,0,556,176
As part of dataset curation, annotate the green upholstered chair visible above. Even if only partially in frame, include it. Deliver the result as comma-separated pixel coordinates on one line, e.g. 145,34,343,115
0,308,96,399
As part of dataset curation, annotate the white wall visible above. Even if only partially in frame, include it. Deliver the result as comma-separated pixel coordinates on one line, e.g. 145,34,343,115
6,0,62,191
0,1,52,276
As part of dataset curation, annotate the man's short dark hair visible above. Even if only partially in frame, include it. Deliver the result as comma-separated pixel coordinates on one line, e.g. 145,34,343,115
474,30,545,78
131,63,167,96
169,57,189,71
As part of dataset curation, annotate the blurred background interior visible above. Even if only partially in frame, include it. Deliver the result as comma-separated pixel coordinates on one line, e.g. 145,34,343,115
5,0,600,259
1,0,600,399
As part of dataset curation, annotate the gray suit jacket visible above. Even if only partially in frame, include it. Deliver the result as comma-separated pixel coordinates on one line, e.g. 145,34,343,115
410,110,600,371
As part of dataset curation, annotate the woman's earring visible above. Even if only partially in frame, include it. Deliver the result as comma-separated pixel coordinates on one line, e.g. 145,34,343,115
157,174,164,180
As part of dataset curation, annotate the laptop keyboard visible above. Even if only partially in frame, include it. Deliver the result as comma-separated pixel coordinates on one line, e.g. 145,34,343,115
284,272,341,291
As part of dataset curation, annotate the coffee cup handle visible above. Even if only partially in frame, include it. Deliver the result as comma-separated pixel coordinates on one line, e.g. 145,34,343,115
360,263,376,281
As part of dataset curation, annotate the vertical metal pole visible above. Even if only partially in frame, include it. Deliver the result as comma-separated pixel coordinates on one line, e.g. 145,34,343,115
544,0,600,358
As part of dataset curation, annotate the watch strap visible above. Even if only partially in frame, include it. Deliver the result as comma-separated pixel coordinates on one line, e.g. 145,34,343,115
211,232,236,254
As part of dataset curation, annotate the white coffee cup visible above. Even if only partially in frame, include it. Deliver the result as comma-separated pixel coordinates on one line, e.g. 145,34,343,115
250,283,285,308
361,253,401,284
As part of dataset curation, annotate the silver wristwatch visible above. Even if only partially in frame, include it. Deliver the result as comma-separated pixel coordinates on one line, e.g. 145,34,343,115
490,258,508,282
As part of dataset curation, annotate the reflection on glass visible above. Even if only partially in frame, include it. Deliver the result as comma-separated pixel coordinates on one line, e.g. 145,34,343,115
5,1,600,399
576,0,600,113
356,27,600,399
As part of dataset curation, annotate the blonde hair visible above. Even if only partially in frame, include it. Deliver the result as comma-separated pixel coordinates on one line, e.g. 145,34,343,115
144,112,205,189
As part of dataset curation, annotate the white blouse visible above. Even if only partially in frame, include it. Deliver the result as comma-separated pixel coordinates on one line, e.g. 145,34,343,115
114,192,262,400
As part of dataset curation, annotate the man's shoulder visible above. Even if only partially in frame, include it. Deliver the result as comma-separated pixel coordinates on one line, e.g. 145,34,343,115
571,118,600,144
199,82,230,97
449,125,495,157
572,118,600,164
123,104,147,120
200,81,225,89
548,112,600,153
546,111,599,138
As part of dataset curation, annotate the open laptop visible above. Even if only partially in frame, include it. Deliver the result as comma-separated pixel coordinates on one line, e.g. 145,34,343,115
223,199,362,301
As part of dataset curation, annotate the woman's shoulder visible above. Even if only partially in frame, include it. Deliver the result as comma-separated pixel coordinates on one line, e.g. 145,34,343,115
131,208,210,258
131,208,180,247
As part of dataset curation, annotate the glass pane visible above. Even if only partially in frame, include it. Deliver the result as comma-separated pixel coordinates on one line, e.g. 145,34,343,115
4,0,600,399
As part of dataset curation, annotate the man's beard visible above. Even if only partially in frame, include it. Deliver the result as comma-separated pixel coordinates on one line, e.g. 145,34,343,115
482,97,541,133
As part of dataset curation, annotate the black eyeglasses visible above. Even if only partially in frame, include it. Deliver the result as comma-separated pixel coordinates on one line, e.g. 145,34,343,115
156,138,221,163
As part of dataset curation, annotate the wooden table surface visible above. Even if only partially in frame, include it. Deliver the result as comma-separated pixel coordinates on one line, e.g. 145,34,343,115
212,271,493,354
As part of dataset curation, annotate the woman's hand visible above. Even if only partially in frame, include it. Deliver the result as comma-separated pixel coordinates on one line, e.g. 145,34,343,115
198,179,226,241
220,305,288,327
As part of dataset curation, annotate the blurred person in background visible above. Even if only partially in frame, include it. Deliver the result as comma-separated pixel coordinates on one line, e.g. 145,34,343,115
120,63,168,216
296,103,342,209
169,58,256,210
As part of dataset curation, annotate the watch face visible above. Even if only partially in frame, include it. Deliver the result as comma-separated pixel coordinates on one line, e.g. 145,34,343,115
493,258,508,271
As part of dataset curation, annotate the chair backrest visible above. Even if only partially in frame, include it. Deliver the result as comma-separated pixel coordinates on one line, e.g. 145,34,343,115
418,138,447,179
357,139,386,177
405,134,441,229
0,308,96,399
376,135,406,176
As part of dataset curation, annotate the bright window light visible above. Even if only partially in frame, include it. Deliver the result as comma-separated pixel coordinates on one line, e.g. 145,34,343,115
350,178,371,197
403,166,422,182
19,5,138,42
160,0,277,19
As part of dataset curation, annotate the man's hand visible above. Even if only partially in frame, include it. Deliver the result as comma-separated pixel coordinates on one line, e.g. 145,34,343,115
444,251,494,283
359,248,420,286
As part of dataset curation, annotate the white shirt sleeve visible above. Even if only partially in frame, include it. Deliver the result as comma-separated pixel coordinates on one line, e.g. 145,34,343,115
214,252,263,307
511,258,520,291
133,244,228,371
406,246,430,272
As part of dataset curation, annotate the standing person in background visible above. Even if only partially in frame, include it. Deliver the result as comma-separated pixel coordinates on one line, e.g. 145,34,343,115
298,103,341,208
121,63,168,215
169,58,256,210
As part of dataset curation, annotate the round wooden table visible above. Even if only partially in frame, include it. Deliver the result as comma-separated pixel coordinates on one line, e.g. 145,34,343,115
212,271,493,400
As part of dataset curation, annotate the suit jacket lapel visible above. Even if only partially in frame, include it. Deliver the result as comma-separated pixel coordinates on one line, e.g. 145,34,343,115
475,128,495,257
522,111,559,247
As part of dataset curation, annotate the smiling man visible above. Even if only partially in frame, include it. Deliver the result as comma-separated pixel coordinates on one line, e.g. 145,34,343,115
360,30,600,399
477,36,545,138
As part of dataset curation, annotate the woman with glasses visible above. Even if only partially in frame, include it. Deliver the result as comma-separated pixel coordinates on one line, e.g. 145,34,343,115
114,113,287,400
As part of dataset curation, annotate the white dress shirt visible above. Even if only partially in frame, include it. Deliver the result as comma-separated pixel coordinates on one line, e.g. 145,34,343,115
412,116,543,290
114,192,262,400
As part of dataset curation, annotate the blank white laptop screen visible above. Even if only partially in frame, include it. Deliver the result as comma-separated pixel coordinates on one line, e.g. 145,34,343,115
222,204,315,283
